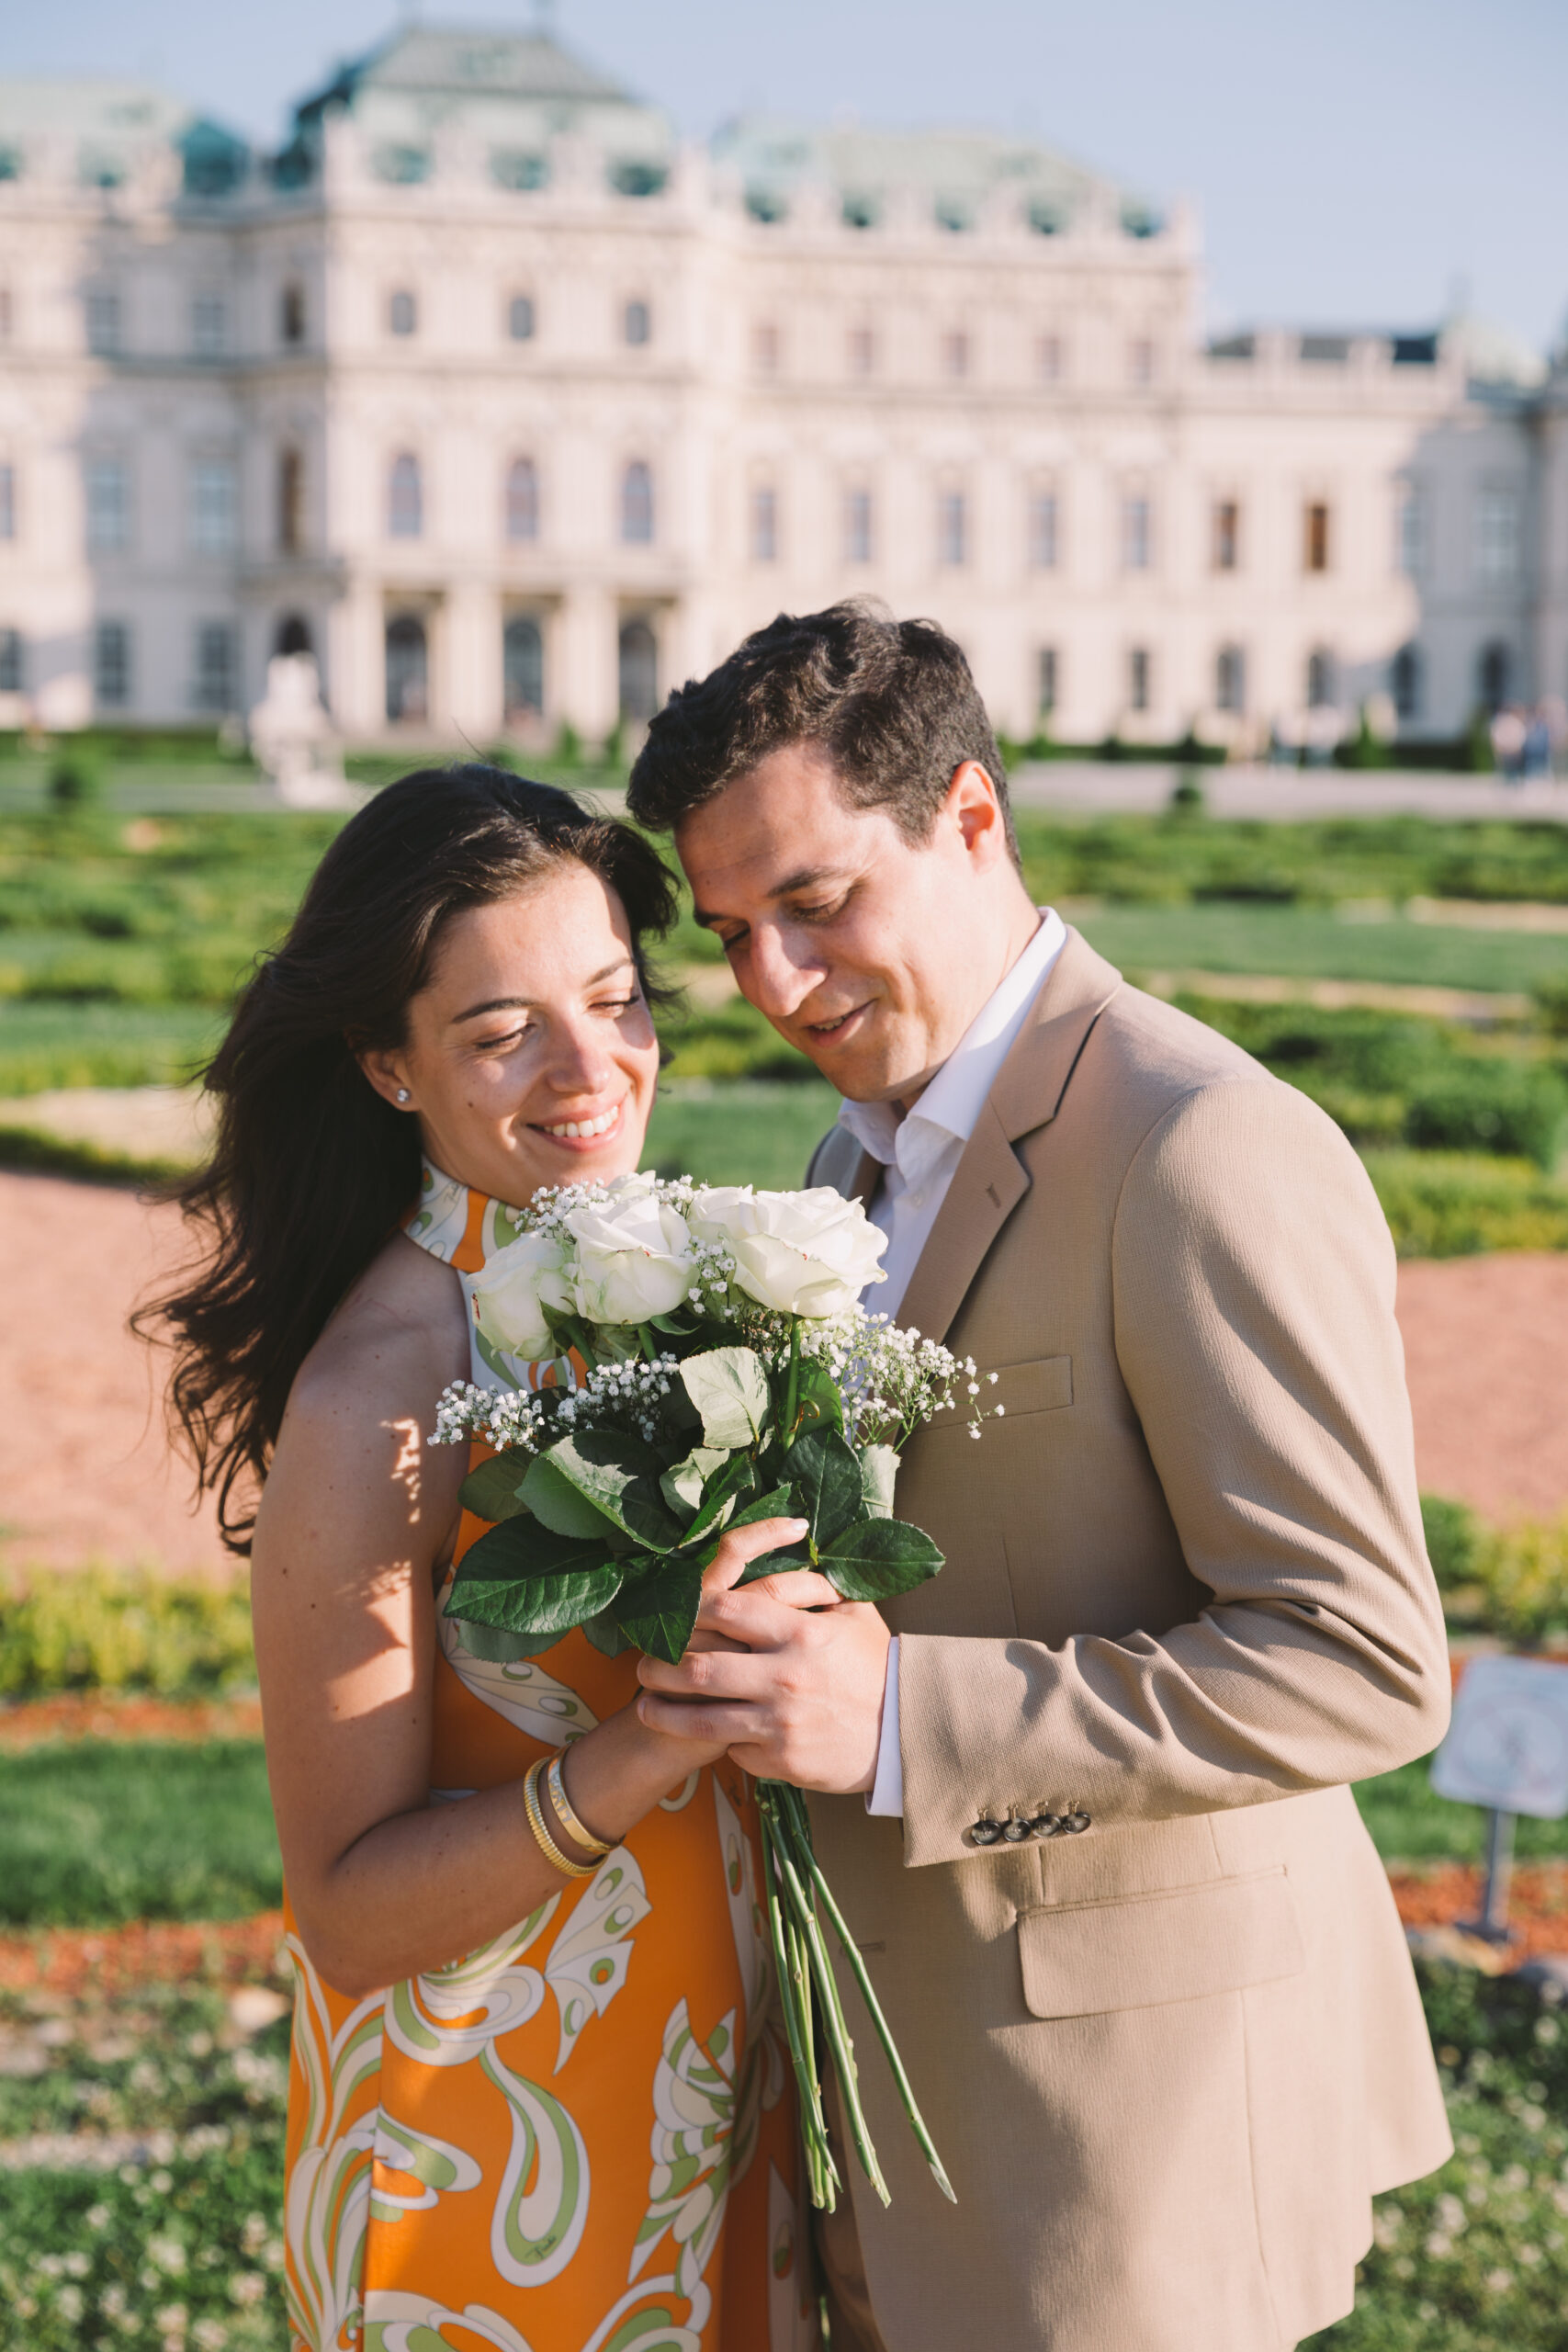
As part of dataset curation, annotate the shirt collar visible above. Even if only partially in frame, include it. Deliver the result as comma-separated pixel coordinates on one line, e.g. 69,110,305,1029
837,908,1066,1173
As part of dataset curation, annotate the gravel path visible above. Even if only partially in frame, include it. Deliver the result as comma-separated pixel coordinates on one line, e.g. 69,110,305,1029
1,1170,1565,1578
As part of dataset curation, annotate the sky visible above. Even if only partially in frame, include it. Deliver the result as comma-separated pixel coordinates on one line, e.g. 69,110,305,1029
3,0,1564,353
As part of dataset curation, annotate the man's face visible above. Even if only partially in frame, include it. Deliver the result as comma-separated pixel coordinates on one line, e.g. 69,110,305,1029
675,742,1018,1106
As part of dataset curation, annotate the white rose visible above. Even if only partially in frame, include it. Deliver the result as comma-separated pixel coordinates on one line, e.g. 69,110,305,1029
470,1229,571,1366
689,1184,887,1318
561,1174,696,1327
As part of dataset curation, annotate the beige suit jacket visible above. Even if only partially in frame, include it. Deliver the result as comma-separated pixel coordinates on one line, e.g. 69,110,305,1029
805,930,1452,2352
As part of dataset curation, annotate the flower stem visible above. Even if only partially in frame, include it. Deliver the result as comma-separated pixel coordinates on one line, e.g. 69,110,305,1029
758,1794,836,2209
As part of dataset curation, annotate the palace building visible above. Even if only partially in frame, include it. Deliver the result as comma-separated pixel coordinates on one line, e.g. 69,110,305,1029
0,24,1562,750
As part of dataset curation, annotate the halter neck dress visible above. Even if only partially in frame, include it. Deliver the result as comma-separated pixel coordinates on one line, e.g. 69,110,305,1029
280,1162,815,2352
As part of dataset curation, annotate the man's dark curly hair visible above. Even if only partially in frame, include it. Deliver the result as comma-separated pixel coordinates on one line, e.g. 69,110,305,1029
626,599,1018,861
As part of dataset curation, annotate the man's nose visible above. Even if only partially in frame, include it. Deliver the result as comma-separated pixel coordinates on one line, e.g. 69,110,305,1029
743,924,820,1023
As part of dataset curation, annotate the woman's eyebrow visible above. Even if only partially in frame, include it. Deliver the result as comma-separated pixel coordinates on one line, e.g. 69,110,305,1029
450,959,635,1023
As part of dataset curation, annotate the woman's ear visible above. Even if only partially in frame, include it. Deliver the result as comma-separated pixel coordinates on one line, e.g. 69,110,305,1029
356,1045,416,1111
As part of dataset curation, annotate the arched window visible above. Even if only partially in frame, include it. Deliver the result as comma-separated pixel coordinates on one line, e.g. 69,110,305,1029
277,447,303,553
618,620,658,721
750,485,777,564
279,282,305,346
385,614,427,722
505,458,539,544
389,452,423,538
620,460,654,545
508,293,536,342
624,300,651,348
1306,647,1337,709
1391,643,1422,721
388,288,417,337
1214,644,1247,714
939,490,967,567
1479,641,1511,713
503,616,544,717
276,613,312,657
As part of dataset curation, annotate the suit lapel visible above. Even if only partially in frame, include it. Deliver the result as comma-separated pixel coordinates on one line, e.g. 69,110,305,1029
893,929,1122,1347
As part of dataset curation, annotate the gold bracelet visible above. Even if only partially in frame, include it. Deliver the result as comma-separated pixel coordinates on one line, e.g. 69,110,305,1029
523,1757,595,1880
547,1752,613,1860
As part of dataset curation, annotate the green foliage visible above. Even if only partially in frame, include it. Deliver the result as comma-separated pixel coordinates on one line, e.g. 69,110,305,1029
1359,1151,1568,1258
47,751,101,808
1423,1494,1483,1591
0,1740,279,1924
0,1567,254,1699
1353,1757,1568,1864
1536,974,1568,1038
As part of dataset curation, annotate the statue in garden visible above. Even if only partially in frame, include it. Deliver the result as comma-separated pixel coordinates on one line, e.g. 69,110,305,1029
247,652,355,808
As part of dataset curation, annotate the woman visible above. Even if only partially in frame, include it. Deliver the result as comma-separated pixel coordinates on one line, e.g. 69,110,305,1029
148,767,818,2352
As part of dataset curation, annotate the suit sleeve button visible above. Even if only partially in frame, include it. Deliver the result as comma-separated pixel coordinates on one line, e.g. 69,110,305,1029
1031,1814,1064,1838
969,1817,1002,1846
1001,1816,1032,1842
1064,1811,1091,1833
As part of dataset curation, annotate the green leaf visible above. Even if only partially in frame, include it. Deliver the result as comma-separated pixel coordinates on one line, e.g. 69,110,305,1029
680,1346,772,1451
788,1429,863,1549
547,1431,682,1554
859,1444,900,1521
459,1453,533,1525
678,1452,759,1550
612,1560,705,1664
792,1359,844,1437
521,1452,623,1542
451,1617,562,1663
582,1608,636,1658
819,1518,944,1601
659,1445,730,1526
451,1514,614,1589
726,1487,813,1582
445,1562,624,1635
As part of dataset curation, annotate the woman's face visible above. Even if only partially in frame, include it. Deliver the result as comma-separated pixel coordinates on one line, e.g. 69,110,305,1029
361,862,660,1207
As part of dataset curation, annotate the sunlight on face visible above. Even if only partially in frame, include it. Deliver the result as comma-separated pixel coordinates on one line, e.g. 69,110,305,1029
367,861,660,1207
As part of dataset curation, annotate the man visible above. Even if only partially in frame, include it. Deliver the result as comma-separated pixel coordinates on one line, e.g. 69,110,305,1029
628,604,1451,2352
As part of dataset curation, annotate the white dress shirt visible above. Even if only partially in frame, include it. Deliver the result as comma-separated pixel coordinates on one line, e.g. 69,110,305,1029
833,907,1068,1815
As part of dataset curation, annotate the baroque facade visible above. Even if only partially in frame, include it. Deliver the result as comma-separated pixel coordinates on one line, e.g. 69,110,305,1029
0,26,1562,750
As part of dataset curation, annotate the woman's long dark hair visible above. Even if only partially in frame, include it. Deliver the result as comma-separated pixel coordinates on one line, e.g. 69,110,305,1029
141,764,678,1555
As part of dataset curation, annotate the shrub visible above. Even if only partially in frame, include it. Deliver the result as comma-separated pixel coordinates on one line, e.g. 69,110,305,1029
1361,1150,1568,1257
1471,1515,1568,1648
1404,1060,1568,1170
1422,1494,1483,1591
47,751,101,807
1535,973,1568,1039
0,1567,254,1698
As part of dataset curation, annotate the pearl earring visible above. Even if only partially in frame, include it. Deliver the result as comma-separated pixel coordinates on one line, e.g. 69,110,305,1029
396,1088,411,1104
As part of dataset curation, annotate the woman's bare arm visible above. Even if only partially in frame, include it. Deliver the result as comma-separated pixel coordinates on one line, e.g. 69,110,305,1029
252,1233,769,1997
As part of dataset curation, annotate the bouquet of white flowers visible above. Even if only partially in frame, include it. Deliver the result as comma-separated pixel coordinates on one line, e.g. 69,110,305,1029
432,1171,997,2211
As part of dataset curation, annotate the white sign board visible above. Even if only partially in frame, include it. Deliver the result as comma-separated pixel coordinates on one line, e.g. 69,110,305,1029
1430,1655,1568,1819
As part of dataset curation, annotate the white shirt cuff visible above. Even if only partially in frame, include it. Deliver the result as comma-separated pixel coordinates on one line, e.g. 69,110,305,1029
865,1635,904,1817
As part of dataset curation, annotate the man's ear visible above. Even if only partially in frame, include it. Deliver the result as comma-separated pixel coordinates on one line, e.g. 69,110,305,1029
945,761,1009,864
356,1044,416,1111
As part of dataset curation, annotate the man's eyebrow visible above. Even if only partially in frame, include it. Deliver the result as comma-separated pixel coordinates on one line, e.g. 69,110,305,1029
450,958,634,1023
692,866,845,928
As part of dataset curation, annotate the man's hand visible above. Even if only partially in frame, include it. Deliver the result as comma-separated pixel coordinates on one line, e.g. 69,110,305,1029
635,1521,893,1792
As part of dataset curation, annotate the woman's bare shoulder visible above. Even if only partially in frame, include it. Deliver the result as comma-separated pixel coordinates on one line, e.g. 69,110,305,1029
288,1231,470,1433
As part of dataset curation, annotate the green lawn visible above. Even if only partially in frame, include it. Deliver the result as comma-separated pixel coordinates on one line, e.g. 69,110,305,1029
1354,1758,1568,1863
646,1078,837,1189
1075,902,1568,994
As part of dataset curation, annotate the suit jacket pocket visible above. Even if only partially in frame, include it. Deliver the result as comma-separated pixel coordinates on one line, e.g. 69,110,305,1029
1017,1868,1304,2019
986,1353,1073,1419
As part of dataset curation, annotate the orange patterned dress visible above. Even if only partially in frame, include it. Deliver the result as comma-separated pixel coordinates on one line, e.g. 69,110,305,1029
280,1164,816,2352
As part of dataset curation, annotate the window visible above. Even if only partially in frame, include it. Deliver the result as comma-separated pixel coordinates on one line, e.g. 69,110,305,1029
1391,644,1422,721
508,293,536,342
1303,502,1331,574
85,457,129,552
0,462,13,541
621,461,653,545
374,145,431,187
503,616,544,716
624,300,651,348
609,159,668,198
1122,494,1151,571
505,458,539,544
844,488,873,565
95,618,130,707
848,326,875,377
1128,648,1151,713
388,288,417,338
1396,482,1426,577
192,621,235,711
942,330,969,380
1476,488,1521,584
841,192,879,230
385,615,428,722
278,447,304,553
492,150,547,192
750,485,777,564
86,289,120,356
1029,489,1058,571
0,628,21,694
0,288,12,343
191,292,226,358
1479,641,1511,713
618,619,658,720
1036,334,1064,383
279,282,305,346
1128,337,1156,387
939,490,967,567
1214,644,1247,714
388,452,423,539
1212,500,1239,572
1306,648,1337,708
1038,646,1058,715
276,614,312,657
189,458,237,555
752,321,779,374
